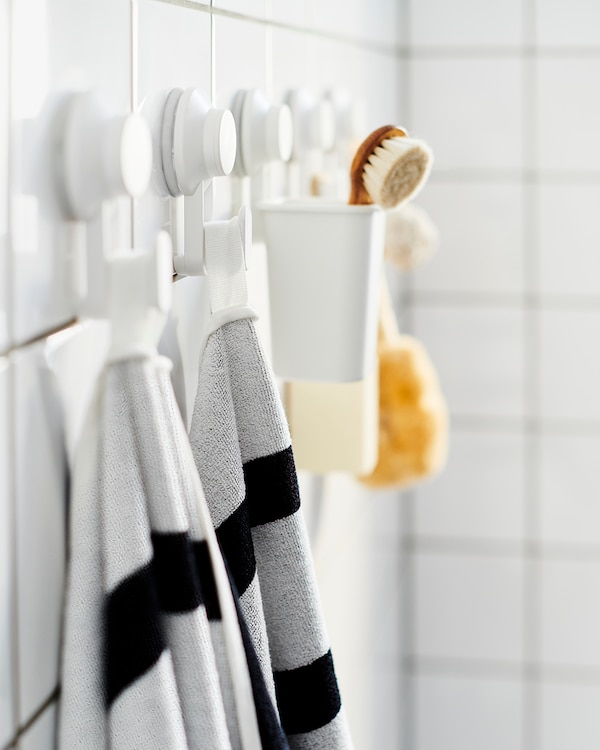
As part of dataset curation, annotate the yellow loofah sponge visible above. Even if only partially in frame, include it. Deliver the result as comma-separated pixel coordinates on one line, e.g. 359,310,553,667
358,288,448,489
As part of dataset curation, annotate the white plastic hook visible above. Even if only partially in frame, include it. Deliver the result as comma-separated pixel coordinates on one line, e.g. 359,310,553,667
231,89,293,176
60,90,153,221
155,87,242,277
161,87,237,195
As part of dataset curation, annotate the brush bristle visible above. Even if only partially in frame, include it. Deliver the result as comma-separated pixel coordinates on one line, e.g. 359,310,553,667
362,137,433,209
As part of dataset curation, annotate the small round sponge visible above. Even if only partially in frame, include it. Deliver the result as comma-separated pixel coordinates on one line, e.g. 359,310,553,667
385,202,439,272
358,334,448,490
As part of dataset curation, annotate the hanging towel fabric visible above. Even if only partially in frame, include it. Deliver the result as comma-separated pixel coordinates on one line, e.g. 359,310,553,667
190,220,354,749
59,352,264,750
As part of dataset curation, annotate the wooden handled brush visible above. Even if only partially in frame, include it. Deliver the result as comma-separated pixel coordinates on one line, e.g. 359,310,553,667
349,124,433,207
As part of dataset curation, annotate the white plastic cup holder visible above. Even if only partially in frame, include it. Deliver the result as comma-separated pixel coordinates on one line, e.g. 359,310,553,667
60,91,153,221
286,89,335,159
231,89,293,176
259,199,385,382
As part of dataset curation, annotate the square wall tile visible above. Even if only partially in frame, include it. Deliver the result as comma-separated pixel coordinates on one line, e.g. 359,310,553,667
214,16,267,219
10,0,131,345
539,185,600,296
138,0,211,99
13,343,66,723
410,0,522,46
540,435,600,546
18,703,56,750
0,360,15,747
413,307,525,418
537,59,600,171
409,59,523,170
415,554,523,661
541,560,600,667
135,0,211,254
414,183,524,294
312,0,362,42
535,0,600,46
541,683,600,750
371,663,402,749
539,310,600,421
415,432,525,542
415,674,522,750
272,27,311,103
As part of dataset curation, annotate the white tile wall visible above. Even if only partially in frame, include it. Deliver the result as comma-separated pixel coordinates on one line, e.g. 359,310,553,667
539,435,600,546
409,58,523,170
0,0,9,354
535,0,600,46
416,432,525,542
538,185,600,296
214,0,265,20
413,307,525,418
410,0,523,47
415,554,523,662
536,59,600,171
0,359,15,747
18,704,56,750
540,560,600,667
539,310,600,421
414,183,524,294
414,674,523,750
10,0,131,345
541,683,600,750
13,343,66,724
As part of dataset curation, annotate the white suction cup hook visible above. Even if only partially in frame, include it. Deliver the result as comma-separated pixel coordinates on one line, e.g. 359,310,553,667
60,90,152,221
231,89,294,176
286,88,336,160
161,87,237,196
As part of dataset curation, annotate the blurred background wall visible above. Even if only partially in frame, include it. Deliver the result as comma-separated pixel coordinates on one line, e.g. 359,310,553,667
2,1,600,749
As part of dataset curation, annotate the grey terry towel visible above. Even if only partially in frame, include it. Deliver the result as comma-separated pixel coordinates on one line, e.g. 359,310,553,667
59,355,262,750
190,319,355,750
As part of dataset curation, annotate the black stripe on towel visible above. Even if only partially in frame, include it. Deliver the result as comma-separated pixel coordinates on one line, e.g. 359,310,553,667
273,650,342,736
193,540,221,621
244,446,301,527
215,501,256,599
105,563,166,706
151,531,203,613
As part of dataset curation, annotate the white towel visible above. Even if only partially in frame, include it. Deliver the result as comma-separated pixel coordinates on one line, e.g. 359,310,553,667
59,353,262,749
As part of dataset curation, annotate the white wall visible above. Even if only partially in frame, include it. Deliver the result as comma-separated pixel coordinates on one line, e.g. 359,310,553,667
399,1,600,749
0,1,403,748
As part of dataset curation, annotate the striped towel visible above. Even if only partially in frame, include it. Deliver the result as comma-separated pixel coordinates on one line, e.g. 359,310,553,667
58,353,268,749
189,218,354,749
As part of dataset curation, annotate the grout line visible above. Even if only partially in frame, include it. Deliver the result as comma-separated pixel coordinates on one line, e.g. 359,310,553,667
407,655,600,686
0,318,78,358
17,688,59,740
410,290,600,310
409,535,600,563
429,168,600,184
402,44,600,59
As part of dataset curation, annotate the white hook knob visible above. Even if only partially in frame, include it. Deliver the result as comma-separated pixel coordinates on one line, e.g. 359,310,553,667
60,91,152,221
161,87,237,196
232,89,293,176
286,88,336,159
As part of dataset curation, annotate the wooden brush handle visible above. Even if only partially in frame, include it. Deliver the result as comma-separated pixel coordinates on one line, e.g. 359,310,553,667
348,125,407,205
379,278,400,344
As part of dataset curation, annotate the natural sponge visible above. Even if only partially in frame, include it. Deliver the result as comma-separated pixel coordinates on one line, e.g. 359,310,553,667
358,289,448,489
385,202,439,271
